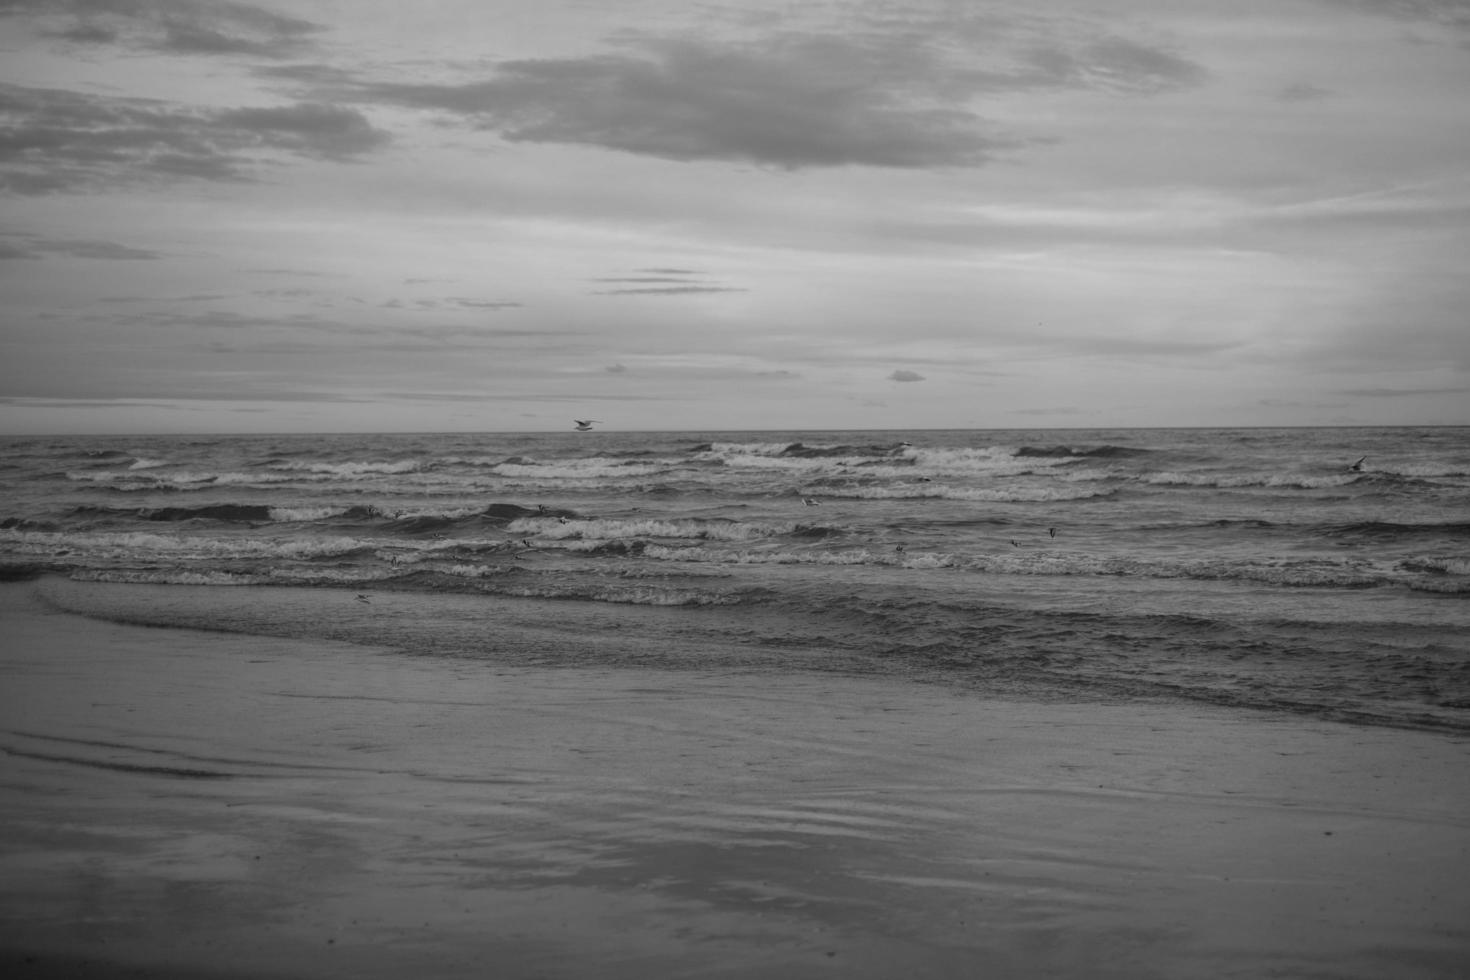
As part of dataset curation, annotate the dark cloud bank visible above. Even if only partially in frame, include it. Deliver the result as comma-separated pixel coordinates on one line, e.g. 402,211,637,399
276,25,1206,170
0,85,387,193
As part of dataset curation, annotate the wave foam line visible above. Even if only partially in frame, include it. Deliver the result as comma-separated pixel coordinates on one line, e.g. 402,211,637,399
832,485,1114,502
633,542,1463,590
507,516,787,541
268,459,425,476
1144,472,1361,489
66,469,324,488
491,461,677,479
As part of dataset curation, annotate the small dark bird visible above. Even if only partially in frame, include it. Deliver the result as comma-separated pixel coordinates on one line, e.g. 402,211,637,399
1010,539,1020,548
802,497,820,506
1048,527,1057,538
1349,456,1366,472
355,594,371,603
895,544,906,554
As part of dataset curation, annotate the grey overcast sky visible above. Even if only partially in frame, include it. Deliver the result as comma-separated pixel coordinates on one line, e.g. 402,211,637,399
2,0,1468,434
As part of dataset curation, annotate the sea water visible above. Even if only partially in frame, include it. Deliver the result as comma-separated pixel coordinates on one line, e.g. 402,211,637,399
2,427,1467,732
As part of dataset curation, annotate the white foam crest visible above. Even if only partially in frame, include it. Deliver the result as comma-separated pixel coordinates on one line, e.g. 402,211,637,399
266,567,397,584
492,460,672,479
1398,556,1470,576
442,563,499,578
273,459,423,476
1145,471,1359,489
126,457,169,470
640,544,884,566
836,484,1111,502
909,446,1074,475
437,455,514,467
897,552,958,569
508,516,779,541
713,454,832,472
268,506,350,522
65,469,316,488
1051,467,1119,483
204,472,321,487
694,442,802,460
1386,462,1470,478
388,505,486,520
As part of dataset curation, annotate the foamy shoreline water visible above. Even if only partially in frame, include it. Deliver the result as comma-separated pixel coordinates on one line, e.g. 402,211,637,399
3,427,1468,732
2,581,1468,979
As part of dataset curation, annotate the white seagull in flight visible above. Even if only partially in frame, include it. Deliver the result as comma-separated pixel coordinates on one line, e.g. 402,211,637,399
573,419,601,431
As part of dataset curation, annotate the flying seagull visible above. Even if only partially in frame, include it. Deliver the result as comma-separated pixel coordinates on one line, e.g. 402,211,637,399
1348,456,1366,472
573,419,601,431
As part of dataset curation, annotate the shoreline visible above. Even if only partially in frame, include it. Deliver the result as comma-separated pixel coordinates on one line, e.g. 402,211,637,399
2,581,1468,978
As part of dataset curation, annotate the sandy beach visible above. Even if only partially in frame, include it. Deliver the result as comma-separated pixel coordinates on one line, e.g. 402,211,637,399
2,580,1467,979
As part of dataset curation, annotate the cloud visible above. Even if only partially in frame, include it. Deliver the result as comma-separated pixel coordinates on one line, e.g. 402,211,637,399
1277,81,1333,102
446,298,523,310
1337,385,1470,398
590,266,744,296
595,286,746,295
0,233,160,259
4,0,323,59
305,23,1202,170
889,369,926,382
0,397,195,410
1011,406,1085,416
1322,0,1470,35
0,85,389,193
594,277,709,284
212,103,388,159
1020,36,1207,94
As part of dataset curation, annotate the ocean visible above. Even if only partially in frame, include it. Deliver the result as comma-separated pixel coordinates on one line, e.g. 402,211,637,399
2,426,1467,733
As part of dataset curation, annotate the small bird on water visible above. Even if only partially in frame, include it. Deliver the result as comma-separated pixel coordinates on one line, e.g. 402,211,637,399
1349,456,1366,472
355,594,371,603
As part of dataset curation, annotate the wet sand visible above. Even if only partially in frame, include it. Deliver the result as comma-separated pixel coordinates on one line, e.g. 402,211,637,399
1,581,1468,979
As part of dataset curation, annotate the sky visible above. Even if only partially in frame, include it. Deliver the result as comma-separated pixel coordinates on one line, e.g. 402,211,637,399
2,0,1468,434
